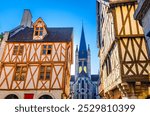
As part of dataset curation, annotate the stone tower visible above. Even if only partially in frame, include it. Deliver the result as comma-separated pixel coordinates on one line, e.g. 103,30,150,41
72,26,99,99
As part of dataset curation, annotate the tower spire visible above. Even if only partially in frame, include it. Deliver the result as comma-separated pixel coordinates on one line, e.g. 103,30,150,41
79,25,87,58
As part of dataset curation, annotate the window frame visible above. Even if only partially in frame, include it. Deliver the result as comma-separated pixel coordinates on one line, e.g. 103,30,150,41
41,45,52,55
14,66,27,81
13,45,24,55
39,65,51,80
34,26,44,36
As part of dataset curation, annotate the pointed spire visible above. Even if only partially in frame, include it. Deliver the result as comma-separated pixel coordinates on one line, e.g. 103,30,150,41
79,25,87,58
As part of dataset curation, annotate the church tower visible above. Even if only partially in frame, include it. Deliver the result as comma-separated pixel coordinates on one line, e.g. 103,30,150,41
72,26,99,99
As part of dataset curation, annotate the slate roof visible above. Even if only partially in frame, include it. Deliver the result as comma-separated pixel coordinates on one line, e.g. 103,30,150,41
79,26,87,59
8,27,73,42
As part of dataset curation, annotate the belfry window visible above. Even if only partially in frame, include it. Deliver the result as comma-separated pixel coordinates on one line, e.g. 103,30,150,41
84,66,87,73
35,27,43,36
79,66,82,73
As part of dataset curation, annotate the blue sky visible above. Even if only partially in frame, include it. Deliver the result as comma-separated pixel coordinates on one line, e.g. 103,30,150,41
0,0,99,75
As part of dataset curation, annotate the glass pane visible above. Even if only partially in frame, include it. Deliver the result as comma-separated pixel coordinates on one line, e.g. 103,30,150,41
40,66,45,72
19,46,24,55
13,50,17,55
40,27,43,31
42,50,46,55
46,66,51,71
22,67,27,72
40,31,43,36
47,50,51,54
14,46,18,50
39,73,44,80
43,45,47,49
48,45,52,48
20,46,24,50
14,74,19,81
16,67,21,72
20,73,25,81
35,31,38,36
46,73,50,80
13,46,19,55
84,62,87,66
36,27,39,30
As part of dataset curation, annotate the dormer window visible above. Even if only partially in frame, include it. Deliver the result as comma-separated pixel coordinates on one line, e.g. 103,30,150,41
35,27,43,36
33,18,47,40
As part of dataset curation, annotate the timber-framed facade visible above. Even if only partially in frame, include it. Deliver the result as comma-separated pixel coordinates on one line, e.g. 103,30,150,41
97,0,150,99
0,10,73,99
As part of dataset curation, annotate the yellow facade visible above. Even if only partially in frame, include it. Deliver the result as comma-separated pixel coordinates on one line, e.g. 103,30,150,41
97,0,150,99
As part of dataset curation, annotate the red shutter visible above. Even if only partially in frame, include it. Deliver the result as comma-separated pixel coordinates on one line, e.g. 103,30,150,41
24,94,34,99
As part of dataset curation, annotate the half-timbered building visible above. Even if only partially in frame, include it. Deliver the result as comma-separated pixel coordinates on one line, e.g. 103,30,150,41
97,0,150,99
0,9,73,99
134,0,150,57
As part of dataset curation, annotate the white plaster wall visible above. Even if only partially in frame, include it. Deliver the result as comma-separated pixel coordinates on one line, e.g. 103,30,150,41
0,66,14,89
27,66,38,89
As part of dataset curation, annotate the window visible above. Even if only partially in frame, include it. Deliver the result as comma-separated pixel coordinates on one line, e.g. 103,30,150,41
87,94,89,99
42,45,52,55
35,27,43,36
77,94,79,99
84,66,87,73
39,66,51,80
105,55,112,76
39,95,53,99
82,94,84,99
19,46,24,55
84,62,87,66
87,83,89,89
5,94,19,99
14,66,27,81
13,45,24,55
82,80,84,88
13,46,18,55
79,66,82,73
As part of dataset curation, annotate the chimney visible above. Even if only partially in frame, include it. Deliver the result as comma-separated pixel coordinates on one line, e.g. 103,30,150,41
20,9,32,27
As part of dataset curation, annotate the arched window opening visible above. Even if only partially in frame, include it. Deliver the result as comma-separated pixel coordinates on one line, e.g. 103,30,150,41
39,95,53,99
5,94,19,99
